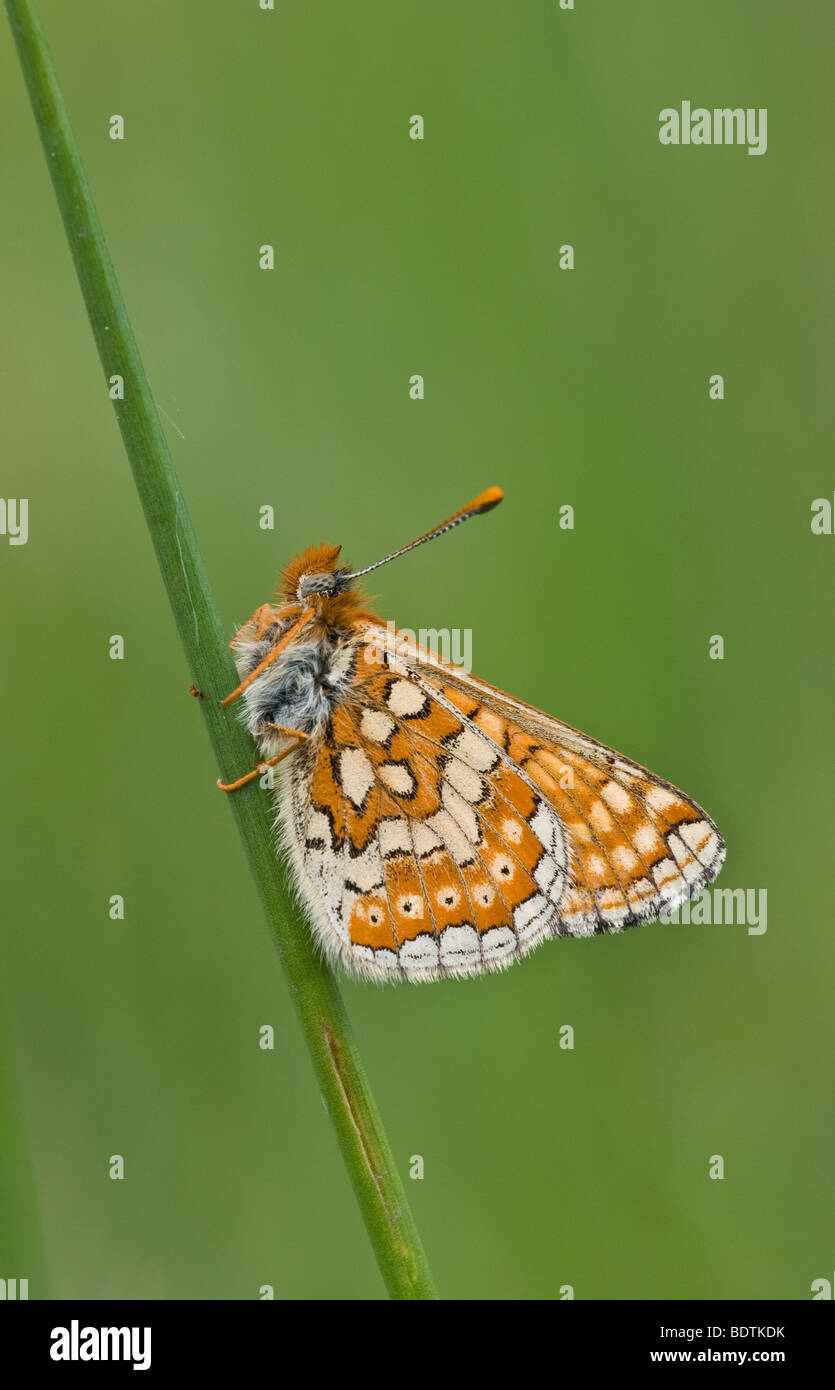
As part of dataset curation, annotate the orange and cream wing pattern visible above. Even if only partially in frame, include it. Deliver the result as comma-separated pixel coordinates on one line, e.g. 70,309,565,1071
277,627,725,982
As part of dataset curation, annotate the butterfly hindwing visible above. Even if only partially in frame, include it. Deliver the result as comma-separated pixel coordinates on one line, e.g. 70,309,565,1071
277,627,724,981
374,625,726,932
278,656,564,980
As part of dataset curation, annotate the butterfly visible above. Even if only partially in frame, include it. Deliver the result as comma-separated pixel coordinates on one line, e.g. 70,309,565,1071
216,488,725,982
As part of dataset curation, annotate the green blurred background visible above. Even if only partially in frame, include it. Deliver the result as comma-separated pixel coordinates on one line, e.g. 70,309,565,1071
1,1,833,1300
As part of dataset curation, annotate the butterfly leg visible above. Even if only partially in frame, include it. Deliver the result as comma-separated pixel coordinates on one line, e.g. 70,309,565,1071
229,602,277,650
219,605,316,709
217,733,307,793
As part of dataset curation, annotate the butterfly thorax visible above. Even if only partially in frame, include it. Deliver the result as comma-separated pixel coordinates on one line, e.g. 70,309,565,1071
232,621,360,744
231,544,382,747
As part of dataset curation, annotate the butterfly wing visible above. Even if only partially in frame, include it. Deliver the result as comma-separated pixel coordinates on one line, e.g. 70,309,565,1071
277,625,725,982
378,626,725,903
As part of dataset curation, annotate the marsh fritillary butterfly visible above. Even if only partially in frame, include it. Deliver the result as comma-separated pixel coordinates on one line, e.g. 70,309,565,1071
216,488,725,982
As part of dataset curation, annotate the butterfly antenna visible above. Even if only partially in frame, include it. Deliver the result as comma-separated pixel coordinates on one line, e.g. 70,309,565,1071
341,486,503,582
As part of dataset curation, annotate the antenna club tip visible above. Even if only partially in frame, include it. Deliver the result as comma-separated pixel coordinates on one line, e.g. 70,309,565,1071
473,485,503,514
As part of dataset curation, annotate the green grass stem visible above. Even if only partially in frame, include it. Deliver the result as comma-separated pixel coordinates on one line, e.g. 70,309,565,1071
5,0,437,1301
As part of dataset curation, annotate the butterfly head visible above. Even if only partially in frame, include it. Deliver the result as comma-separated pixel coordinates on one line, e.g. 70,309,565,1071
225,487,504,702
276,486,504,613
280,543,354,605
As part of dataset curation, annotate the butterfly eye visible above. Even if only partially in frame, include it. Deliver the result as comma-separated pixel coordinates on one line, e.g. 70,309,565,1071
297,571,338,601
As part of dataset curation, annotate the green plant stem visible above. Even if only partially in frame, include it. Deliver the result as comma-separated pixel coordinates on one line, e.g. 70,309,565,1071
5,0,437,1301
0,979,48,1296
